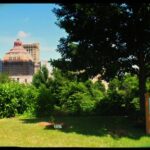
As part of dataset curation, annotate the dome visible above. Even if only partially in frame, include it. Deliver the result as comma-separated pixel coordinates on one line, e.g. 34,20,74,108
14,39,23,47
3,39,33,62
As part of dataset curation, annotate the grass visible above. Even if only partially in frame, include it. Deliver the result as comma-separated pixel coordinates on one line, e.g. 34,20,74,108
0,116,150,147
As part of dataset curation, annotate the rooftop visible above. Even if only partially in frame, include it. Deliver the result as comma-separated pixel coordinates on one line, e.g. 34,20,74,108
3,39,33,62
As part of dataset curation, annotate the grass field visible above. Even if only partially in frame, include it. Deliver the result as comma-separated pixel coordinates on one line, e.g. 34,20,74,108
0,116,150,147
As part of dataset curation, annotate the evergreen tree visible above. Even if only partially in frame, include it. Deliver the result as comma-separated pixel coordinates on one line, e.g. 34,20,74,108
51,3,150,128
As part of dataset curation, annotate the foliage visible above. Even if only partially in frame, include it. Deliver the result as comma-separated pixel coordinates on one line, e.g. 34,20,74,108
0,82,25,118
0,66,145,118
52,3,150,124
0,82,38,118
95,73,139,116
48,69,105,115
23,84,39,117
52,3,150,79
36,84,55,117
146,77,150,92
32,65,50,88
0,72,11,83
59,81,91,115
32,68,141,117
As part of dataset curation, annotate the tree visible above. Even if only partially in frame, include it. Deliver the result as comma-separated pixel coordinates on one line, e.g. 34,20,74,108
32,65,50,88
51,3,150,128
108,73,139,115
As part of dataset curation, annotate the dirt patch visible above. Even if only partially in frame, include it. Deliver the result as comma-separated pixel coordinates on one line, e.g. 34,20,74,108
38,122,54,127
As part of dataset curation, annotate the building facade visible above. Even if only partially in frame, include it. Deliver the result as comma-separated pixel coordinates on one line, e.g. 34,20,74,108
0,59,2,72
23,43,40,73
2,39,35,83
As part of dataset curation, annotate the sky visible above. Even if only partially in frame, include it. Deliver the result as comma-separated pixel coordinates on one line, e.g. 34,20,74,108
0,4,67,61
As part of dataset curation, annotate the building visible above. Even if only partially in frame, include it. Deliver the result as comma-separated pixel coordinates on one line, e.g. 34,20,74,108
2,39,35,83
23,43,40,63
23,43,40,73
0,59,2,72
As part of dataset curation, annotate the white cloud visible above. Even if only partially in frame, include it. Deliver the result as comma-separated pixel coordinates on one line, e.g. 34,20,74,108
17,31,30,38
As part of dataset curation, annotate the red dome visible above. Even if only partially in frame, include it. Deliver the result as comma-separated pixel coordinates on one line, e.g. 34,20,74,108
14,39,22,47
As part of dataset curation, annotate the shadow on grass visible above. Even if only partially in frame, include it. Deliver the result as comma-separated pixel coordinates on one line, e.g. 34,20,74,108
20,116,149,140
20,117,50,124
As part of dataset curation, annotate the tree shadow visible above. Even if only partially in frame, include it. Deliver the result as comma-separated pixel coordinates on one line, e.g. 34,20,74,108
20,116,150,140
20,117,50,124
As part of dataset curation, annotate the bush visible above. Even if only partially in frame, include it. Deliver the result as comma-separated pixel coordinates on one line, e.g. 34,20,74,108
0,73,11,83
0,68,142,118
23,84,39,117
95,73,139,116
58,80,105,115
59,81,88,115
0,81,39,118
0,82,25,118
31,67,141,117
36,84,55,117
32,68,106,116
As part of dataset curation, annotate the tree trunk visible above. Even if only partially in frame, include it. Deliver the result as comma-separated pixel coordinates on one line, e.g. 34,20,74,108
138,51,146,131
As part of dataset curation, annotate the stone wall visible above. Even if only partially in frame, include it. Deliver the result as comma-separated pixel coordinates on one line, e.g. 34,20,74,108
10,75,33,83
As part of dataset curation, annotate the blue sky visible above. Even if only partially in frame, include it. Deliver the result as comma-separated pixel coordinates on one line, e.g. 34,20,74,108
0,4,67,61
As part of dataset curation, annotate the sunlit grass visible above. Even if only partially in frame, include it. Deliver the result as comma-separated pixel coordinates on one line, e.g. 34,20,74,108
0,116,150,147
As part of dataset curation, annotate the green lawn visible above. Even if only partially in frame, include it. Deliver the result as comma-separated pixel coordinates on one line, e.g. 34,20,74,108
0,116,150,147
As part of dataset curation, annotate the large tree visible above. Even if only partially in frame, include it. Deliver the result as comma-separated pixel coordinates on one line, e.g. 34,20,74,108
51,3,150,128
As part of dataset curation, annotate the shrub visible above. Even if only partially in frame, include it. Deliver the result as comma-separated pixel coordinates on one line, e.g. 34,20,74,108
23,84,39,117
0,73,11,83
58,80,105,115
0,82,25,118
59,81,88,115
95,73,139,116
0,81,39,118
36,84,55,117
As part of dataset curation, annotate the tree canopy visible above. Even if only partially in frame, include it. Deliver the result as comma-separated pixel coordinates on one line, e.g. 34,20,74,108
52,3,150,78
51,3,150,127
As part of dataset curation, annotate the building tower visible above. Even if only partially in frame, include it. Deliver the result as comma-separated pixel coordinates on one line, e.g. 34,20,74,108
23,43,40,73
